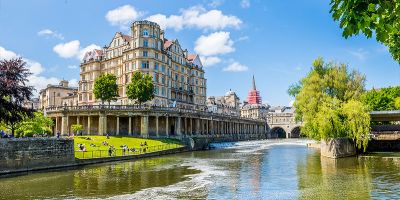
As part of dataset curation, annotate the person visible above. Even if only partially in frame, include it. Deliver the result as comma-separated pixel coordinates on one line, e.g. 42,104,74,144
122,146,126,156
108,146,113,156
144,141,147,146
106,133,110,139
56,131,60,138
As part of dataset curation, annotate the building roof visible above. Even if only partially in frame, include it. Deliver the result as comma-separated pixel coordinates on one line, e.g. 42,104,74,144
164,40,173,49
121,34,132,42
187,54,197,61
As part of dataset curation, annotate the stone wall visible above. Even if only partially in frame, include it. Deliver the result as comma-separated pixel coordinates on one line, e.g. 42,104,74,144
320,138,357,158
0,138,75,174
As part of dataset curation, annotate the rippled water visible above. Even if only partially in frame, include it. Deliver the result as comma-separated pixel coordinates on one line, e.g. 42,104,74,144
1,139,400,199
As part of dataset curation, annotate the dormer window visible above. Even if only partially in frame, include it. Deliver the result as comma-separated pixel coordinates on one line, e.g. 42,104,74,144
143,29,149,36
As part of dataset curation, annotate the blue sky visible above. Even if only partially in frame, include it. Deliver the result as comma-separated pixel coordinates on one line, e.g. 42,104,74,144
0,0,399,106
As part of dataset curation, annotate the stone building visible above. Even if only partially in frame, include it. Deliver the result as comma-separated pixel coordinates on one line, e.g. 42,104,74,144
266,106,301,138
79,20,207,109
22,98,39,110
207,90,241,116
241,76,269,119
39,80,77,110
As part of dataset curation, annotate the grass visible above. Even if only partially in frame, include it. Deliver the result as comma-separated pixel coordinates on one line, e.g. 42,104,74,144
74,136,183,159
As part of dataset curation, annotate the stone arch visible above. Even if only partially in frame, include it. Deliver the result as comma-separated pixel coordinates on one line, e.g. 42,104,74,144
290,126,301,138
270,127,286,139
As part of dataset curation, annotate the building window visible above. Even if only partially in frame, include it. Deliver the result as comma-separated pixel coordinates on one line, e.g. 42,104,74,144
155,53,158,59
141,61,149,69
143,29,149,36
154,62,159,71
143,39,148,47
143,51,148,57
175,65,179,71
161,65,165,73
161,87,166,96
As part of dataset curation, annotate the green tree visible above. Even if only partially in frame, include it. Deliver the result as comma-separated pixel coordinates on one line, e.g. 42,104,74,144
361,86,400,111
93,74,119,105
330,1,400,63
126,71,155,105
16,112,54,137
71,124,84,135
290,58,370,150
395,97,400,109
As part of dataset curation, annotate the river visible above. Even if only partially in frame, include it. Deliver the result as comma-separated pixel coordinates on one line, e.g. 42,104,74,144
1,139,400,199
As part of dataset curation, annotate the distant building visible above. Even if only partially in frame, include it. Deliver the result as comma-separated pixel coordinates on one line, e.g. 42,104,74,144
39,80,78,109
241,76,269,119
22,98,39,110
207,90,241,116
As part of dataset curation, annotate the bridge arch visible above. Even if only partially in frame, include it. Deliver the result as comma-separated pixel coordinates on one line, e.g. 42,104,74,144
270,127,287,139
289,126,301,138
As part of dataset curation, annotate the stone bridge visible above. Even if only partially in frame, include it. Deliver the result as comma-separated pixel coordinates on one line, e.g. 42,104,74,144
265,112,302,138
44,105,268,141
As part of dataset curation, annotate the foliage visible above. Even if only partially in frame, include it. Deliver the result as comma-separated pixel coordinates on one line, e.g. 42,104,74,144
330,1,400,63
93,73,119,105
16,112,54,137
0,58,34,136
395,97,400,109
290,58,370,150
126,71,154,105
361,86,400,111
71,124,84,134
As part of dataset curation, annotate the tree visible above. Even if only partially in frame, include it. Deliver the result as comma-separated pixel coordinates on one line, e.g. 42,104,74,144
71,124,83,136
395,97,400,109
290,58,370,150
16,112,54,137
0,58,34,136
93,74,119,105
361,86,400,111
330,1,400,63
126,71,154,105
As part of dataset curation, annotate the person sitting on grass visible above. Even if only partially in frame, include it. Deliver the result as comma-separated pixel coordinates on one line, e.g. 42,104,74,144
102,141,108,146
106,133,110,139
144,141,147,146
90,143,96,147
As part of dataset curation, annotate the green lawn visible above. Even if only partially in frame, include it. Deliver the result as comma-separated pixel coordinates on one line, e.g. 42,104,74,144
74,136,183,159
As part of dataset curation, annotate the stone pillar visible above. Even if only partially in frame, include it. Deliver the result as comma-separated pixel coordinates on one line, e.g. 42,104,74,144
176,116,182,136
155,115,159,137
206,120,209,135
77,116,80,125
98,114,107,136
128,117,132,136
141,115,149,138
196,118,200,135
190,118,193,135
116,116,120,136
210,120,213,136
61,115,68,136
165,116,169,137
55,117,58,136
184,117,187,135
87,116,91,135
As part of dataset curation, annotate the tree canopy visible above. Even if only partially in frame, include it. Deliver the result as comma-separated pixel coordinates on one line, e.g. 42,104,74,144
330,0,400,63
361,86,400,111
290,58,370,150
93,73,119,105
0,58,34,136
16,112,54,137
126,71,154,105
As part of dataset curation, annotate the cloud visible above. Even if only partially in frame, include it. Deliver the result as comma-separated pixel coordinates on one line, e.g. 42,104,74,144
208,0,224,8
347,48,368,61
146,6,242,31
223,61,248,72
195,31,235,56
0,46,77,96
53,40,80,58
240,0,250,8
37,29,64,40
237,36,249,42
106,5,143,30
200,56,221,67
53,40,100,60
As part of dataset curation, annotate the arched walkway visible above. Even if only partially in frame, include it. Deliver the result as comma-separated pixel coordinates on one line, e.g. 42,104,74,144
270,127,286,139
290,126,301,138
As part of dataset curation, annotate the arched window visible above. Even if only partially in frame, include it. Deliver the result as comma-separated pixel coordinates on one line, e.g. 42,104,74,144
143,29,149,36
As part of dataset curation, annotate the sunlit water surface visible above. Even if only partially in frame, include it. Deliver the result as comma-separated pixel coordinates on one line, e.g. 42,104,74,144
1,139,400,200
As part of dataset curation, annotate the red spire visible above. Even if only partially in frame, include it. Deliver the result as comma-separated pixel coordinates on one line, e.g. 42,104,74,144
246,75,262,104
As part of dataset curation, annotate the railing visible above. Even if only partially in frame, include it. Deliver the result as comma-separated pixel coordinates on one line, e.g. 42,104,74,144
75,143,182,159
45,104,265,122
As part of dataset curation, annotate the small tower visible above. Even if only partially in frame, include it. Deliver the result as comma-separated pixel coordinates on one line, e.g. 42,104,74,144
246,75,262,104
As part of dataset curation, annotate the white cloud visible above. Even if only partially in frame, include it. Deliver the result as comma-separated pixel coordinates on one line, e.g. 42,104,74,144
200,56,221,67
240,0,250,8
208,0,224,8
53,40,80,58
146,6,242,31
223,61,248,72
53,40,100,60
37,29,64,40
106,5,143,30
69,78,79,87
0,46,77,96
237,36,249,42
347,48,368,61
0,46,18,60
67,65,78,69
195,31,235,56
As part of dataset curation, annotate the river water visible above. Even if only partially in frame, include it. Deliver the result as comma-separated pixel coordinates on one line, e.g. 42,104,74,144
1,139,400,200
